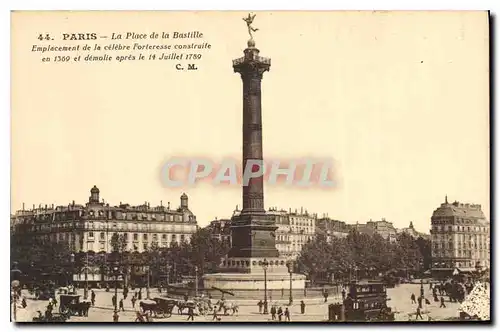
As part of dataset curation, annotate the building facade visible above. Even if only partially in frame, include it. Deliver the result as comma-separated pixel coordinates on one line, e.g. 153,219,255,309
315,217,350,242
208,218,232,245
11,186,199,254
397,221,430,240
430,197,490,274
353,219,398,242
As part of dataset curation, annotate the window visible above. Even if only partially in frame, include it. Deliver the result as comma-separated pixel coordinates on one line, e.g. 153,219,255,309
123,233,128,240
100,232,105,240
133,233,138,241
153,234,158,241
89,232,94,238
100,243,105,250
143,234,148,240
143,243,147,250
180,234,185,242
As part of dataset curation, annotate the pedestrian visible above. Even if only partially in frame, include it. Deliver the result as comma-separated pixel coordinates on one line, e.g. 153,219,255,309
433,293,439,302
300,300,306,314
277,306,283,322
138,289,142,300
131,295,136,308
323,291,329,303
112,294,117,308
212,307,220,321
91,290,96,306
187,306,195,321
410,293,416,304
119,298,124,311
271,305,277,320
425,298,431,305
440,297,446,308
416,307,423,320
21,297,27,308
418,296,423,309
257,300,263,314
341,288,346,300
284,307,291,321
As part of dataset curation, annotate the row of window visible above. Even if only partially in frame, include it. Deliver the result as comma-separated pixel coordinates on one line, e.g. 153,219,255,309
432,225,488,232
432,250,489,258
88,232,187,242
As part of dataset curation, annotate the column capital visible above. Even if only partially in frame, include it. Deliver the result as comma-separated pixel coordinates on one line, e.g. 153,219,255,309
233,47,271,79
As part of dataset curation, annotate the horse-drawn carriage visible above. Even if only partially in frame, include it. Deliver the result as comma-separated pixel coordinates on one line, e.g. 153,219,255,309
139,297,178,318
59,294,91,316
153,297,177,318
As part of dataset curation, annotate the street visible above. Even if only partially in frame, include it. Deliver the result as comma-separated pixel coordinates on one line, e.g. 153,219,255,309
13,283,463,322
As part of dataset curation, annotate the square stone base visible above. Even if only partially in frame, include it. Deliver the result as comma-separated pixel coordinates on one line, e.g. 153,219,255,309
202,272,306,291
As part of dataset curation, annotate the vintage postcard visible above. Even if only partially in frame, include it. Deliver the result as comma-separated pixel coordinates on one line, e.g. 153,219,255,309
10,11,490,323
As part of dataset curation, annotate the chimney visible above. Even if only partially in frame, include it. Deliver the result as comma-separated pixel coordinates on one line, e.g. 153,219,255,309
160,200,163,207
33,204,35,210
45,204,47,210
72,200,75,206
168,202,171,209
22,203,25,210
52,204,54,209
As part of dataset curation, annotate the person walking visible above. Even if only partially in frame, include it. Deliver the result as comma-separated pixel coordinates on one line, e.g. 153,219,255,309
300,300,306,314
212,307,220,321
119,298,125,312
323,290,329,303
187,306,195,321
91,290,96,307
440,297,446,308
341,288,346,300
21,297,27,308
112,294,117,308
410,293,416,304
270,305,277,320
277,307,283,322
284,307,291,321
257,300,263,314
131,295,136,308
416,307,424,320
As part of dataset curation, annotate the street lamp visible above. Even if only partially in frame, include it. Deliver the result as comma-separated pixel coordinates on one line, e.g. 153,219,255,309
70,254,75,288
146,266,151,300
286,261,293,305
10,262,22,322
262,259,269,314
165,265,171,297
112,263,120,322
83,252,89,300
194,266,199,297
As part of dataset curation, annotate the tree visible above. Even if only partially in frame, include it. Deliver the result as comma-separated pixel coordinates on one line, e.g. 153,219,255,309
415,236,432,270
296,234,332,284
110,233,127,255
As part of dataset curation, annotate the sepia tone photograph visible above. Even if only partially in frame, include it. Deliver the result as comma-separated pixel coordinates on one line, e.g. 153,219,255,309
10,10,490,323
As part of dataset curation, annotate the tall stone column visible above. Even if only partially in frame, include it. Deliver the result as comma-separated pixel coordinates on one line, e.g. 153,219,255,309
229,39,278,259
233,39,269,215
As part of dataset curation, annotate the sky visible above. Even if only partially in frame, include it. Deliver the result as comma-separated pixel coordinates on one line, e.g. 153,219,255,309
11,11,490,233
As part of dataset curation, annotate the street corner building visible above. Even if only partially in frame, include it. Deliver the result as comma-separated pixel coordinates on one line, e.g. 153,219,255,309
430,196,490,278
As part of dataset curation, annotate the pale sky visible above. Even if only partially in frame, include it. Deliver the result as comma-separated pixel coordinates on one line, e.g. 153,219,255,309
11,11,490,232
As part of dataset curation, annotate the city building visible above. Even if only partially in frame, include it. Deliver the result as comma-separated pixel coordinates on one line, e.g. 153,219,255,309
315,216,351,242
430,197,490,275
354,218,398,242
207,218,232,245
267,208,292,259
269,207,316,260
397,221,430,240
10,186,199,254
